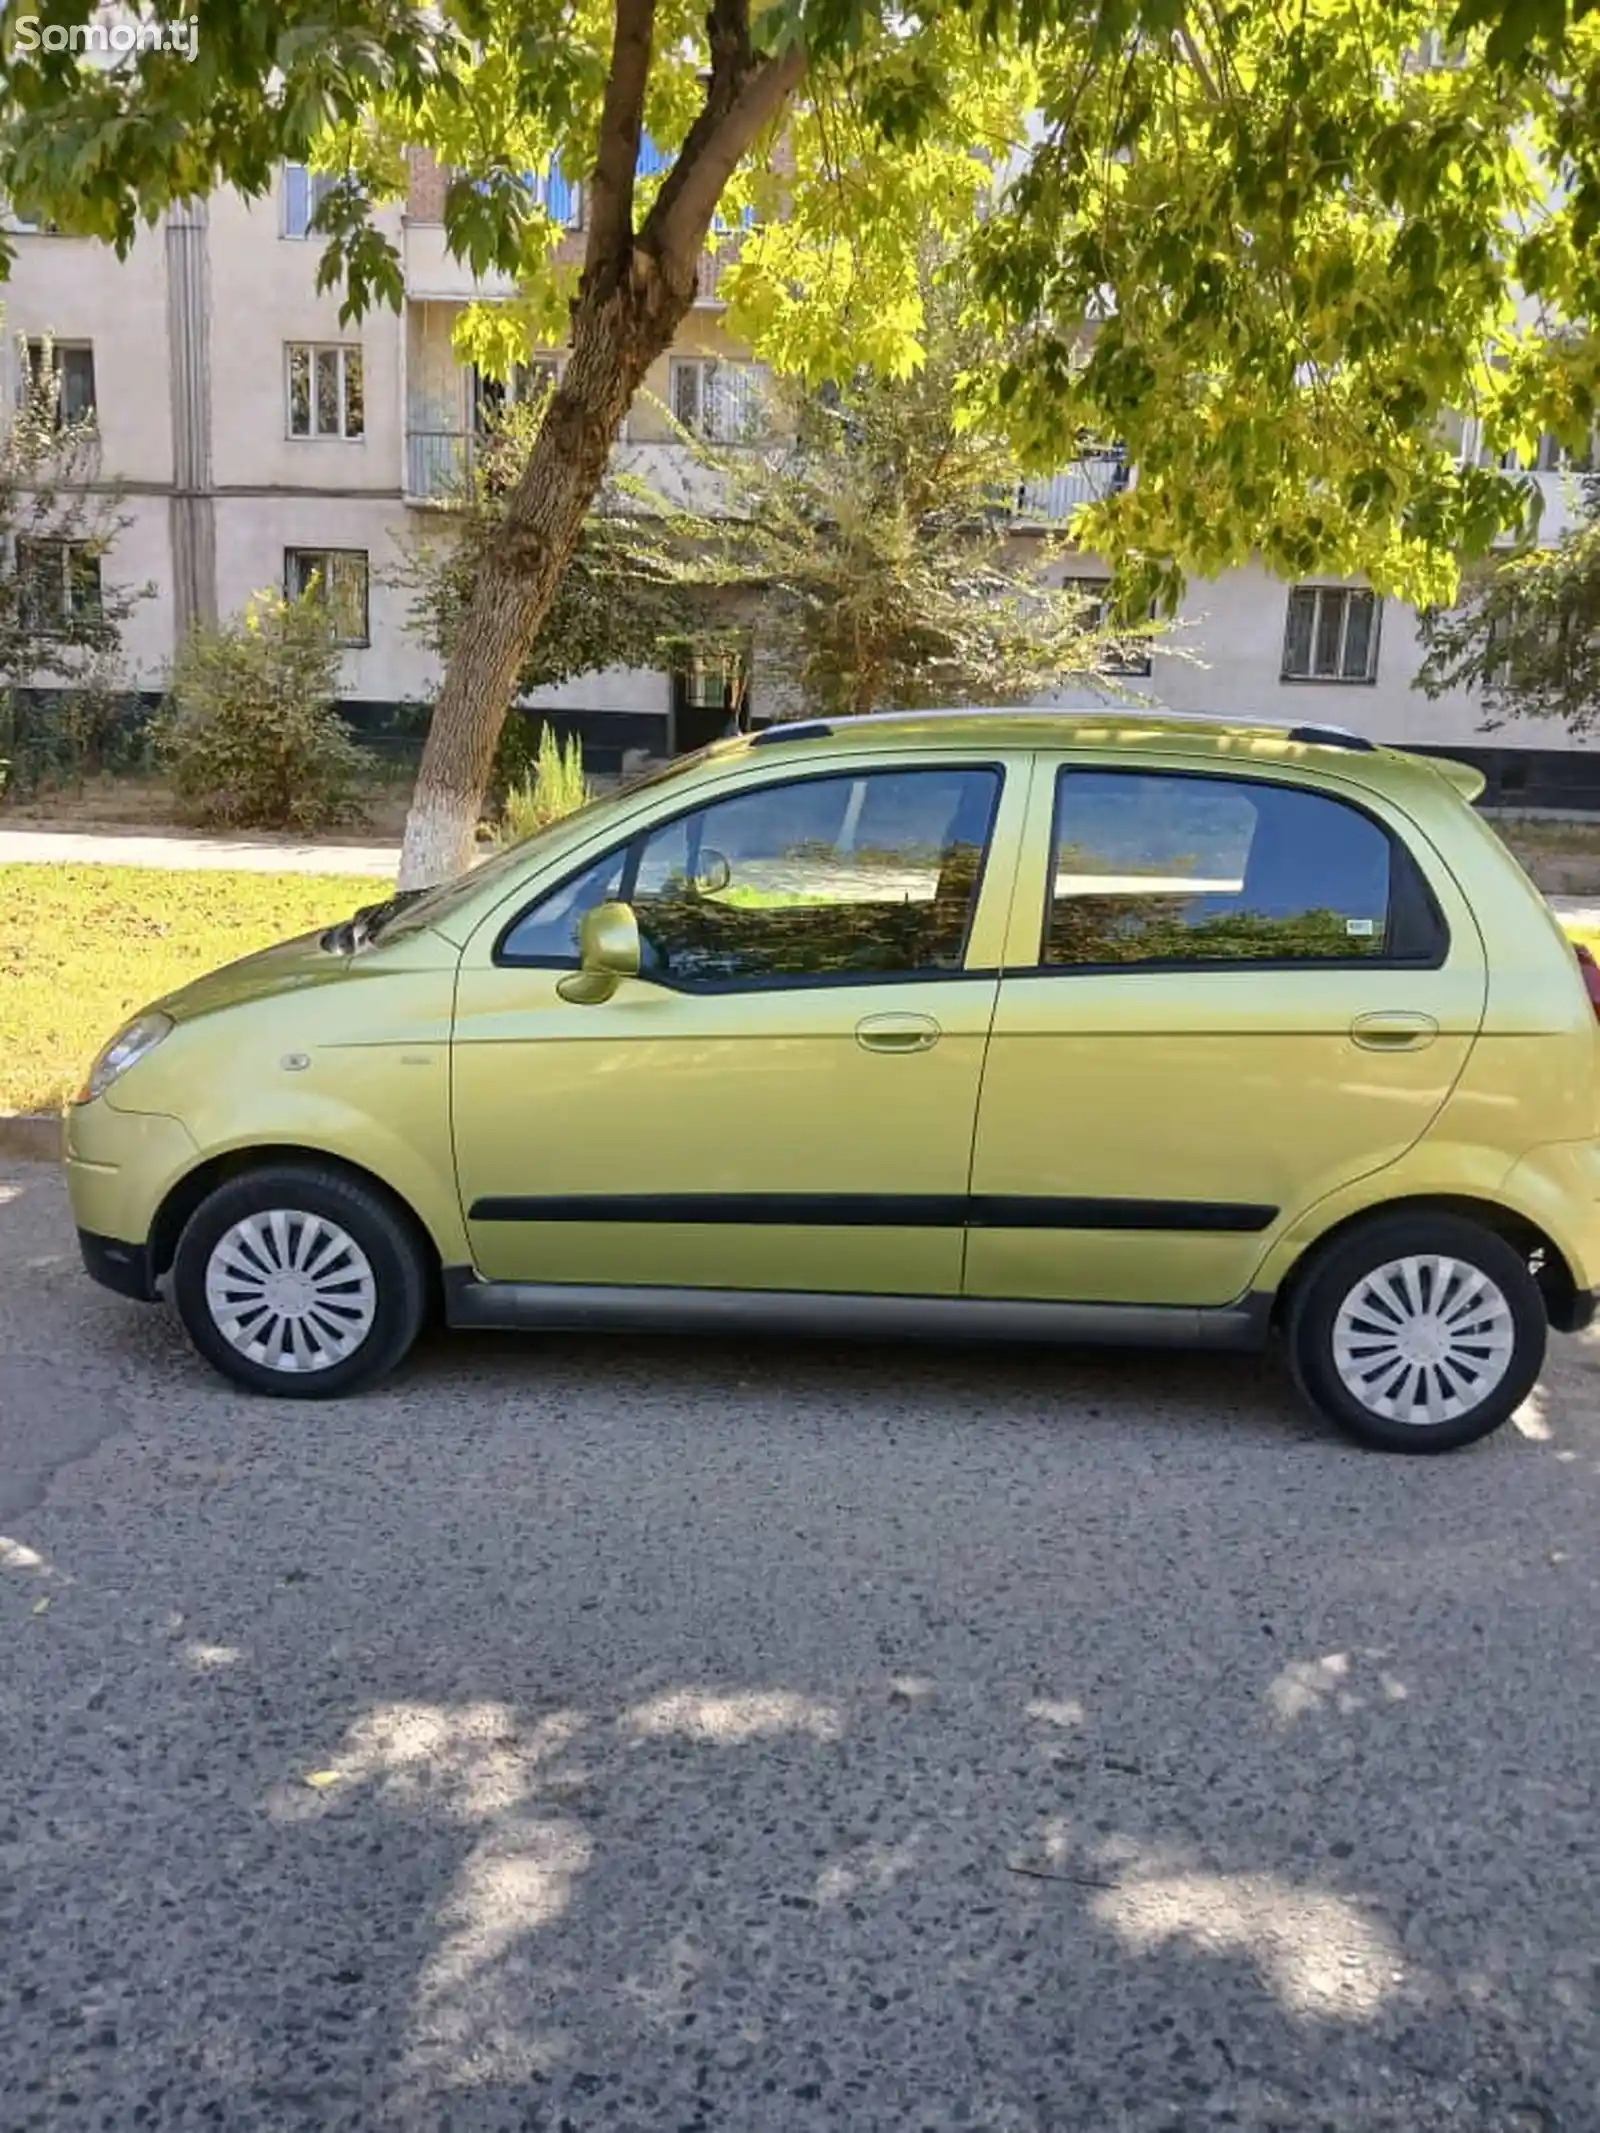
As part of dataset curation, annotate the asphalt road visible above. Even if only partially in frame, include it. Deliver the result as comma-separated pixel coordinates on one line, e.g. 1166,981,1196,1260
2,1160,1598,2133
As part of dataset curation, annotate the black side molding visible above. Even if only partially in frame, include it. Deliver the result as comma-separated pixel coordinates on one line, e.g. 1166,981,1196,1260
467,1193,1278,1235
969,1196,1276,1234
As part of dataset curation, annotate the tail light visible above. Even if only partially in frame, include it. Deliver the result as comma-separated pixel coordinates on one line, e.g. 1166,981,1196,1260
1575,942,1600,1020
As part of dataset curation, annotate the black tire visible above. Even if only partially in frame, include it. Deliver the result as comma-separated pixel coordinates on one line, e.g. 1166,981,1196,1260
1286,1211,1546,1453
171,1163,428,1399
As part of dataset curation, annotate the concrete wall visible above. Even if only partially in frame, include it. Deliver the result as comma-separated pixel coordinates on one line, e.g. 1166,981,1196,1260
208,188,404,499
0,223,174,487
1148,564,1578,754
212,493,423,703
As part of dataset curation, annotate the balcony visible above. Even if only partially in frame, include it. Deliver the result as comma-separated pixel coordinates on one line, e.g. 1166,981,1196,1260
1014,453,1132,524
406,429,472,504
404,432,1142,519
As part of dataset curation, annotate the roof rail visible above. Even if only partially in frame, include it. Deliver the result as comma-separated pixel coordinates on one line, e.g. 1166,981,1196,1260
749,719,833,746
1285,723,1376,752
744,708,1380,752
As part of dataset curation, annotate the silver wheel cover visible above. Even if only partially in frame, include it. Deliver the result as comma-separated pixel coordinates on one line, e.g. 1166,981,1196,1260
203,1208,377,1374
1332,1254,1517,1426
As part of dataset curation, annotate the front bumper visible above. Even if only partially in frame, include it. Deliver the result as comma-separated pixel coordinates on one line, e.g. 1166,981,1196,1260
64,1101,199,1284
77,1228,158,1302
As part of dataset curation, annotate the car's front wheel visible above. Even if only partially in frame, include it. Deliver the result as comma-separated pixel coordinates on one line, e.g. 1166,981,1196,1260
172,1164,428,1398
1286,1212,1547,1453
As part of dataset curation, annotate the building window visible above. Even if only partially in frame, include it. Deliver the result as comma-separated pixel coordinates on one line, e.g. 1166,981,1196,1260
282,163,340,240
22,340,96,425
1467,427,1596,474
471,356,560,434
1531,431,1596,473
287,344,364,439
1060,576,1153,677
670,644,752,751
15,538,102,633
1282,587,1380,684
285,547,369,646
670,358,766,443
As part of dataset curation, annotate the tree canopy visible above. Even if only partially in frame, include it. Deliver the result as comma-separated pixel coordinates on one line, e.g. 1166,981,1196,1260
701,274,1158,715
4,0,1596,608
405,288,1155,727
1417,480,1600,731
4,0,1599,878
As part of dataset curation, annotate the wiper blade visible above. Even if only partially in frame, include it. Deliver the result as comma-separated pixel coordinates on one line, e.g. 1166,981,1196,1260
356,890,417,940
320,888,423,955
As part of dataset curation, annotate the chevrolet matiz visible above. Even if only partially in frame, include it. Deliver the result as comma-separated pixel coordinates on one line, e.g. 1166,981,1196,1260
66,710,1600,1452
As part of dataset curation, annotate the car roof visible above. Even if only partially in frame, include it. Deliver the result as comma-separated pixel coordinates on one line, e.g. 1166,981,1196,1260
731,708,1482,801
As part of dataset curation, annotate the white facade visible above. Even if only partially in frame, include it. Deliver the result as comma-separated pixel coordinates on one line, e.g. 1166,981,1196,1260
2,158,1593,787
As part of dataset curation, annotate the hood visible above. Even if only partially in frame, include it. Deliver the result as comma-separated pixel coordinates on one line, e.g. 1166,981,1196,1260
154,928,355,1023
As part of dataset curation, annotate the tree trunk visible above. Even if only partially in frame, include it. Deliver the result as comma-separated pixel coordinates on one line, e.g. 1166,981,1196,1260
397,287,665,887
395,1,806,888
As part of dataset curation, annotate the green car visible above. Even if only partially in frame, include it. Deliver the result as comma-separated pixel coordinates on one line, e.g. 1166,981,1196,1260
68,710,1600,1452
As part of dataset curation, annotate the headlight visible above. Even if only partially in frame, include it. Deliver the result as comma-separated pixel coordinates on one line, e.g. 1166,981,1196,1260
78,1012,174,1103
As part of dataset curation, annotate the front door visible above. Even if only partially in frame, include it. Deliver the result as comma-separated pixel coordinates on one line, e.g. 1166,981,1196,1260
966,758,1487,1307
452,757,1019,1294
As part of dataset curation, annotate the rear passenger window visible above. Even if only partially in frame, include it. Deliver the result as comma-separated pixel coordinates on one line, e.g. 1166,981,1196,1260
1043,770,1441,967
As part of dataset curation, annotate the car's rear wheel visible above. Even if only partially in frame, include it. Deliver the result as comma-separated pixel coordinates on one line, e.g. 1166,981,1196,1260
1286,1212,1546,1453
172,1164,427,1398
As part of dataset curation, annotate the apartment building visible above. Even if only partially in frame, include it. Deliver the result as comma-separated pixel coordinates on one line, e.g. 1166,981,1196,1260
3,151,1596,801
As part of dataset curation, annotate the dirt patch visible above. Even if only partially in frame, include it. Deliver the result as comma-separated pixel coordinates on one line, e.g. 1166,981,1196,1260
4,771,415,843
0,1115,61,1163
1493,818,1600,896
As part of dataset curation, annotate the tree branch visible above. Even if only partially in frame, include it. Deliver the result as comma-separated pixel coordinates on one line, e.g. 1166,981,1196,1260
1176,20,1222,104
645,4,807,273
586,0,658,274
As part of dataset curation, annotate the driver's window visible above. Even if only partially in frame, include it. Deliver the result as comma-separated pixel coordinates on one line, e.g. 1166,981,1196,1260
626,766,1000,990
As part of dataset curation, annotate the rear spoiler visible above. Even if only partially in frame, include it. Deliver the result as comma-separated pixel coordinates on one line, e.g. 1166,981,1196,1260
1408,753,1488,805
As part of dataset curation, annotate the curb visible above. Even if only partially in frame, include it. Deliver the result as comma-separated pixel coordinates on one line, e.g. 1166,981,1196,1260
0,1114,63,1162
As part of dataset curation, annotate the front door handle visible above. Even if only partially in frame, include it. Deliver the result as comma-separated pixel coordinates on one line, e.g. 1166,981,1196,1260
856,1012,941,1054
1351,1010,1439,1051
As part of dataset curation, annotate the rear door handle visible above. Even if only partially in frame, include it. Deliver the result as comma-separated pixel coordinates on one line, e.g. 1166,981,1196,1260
856,1012,941,1054
1351,1011,1439,1051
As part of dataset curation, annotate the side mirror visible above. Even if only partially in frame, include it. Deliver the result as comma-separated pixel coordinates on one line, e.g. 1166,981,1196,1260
557,900,641,1004
693,846,732,896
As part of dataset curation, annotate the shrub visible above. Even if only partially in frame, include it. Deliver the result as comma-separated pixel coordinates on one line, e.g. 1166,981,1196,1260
489,706,543,800
0,682,153,799
500,725,592,842
155,591,366,830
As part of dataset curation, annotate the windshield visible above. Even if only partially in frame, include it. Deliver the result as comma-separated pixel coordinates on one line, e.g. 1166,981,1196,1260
371,747,723,944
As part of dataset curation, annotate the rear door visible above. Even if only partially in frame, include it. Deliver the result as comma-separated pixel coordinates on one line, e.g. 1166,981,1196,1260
965,756,1487,1307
